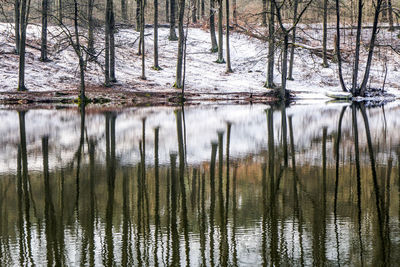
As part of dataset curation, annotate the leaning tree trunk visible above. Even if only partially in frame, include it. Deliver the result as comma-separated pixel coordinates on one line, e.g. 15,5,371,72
225,0,232,72
280,33,289,99
174,0,185,88
359,0,383,96
18,0,28,91
169,0,178,40
288,0,298,80
153,0,160,70
265,0,275,88
216,0,225,63
322,0,329,67
40,0,48,62
14,0,20,54
210,0,218,52
335,0,348,92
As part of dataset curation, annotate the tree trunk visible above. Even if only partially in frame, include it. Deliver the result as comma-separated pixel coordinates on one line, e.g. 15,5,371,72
140,0,146,79
105,0,111,86
169,0,178,40
40,0,48,62
197,0,201,18
201,0,205,17
382,0,388,22
216,0,225,63
136,0,140,31
232,0,237,24
174,0,185,88
360,0,383,96
352,0,363,96
110,0,116,82
153,0,160,69
265,0,275,88
262,0,267,26
192,0,197,23
121,0,128,22
166,0,170,22
88,0,95,57
322,0,329,67
280,33,289,99
73,0,85,101
210,0,218,52
288,0,298,80
58,0,63,24
14,0,20,54
225,0,232,72
335,0,348,92
388,0,394,31
18,0,28,91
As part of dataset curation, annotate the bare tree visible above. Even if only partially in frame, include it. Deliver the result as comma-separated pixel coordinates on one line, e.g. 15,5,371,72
233,0,237,24
322,0,328,67
166,0,170,22
216,0,225,63
140,0,146,79
17,0,30,91
388,0,394,31
153,0,161,70
192,0,197,22
40,0,49,62
225,0,232,72
105,0,116,85
87,0,95,57
174,0,186,88
14,0,20,54
271,0,314,99
265,0,275,88
210,0,218,52
169,0,178,40
336,0,384,96
58,0,62,24
262,0,267,26
288,0,298,80
121,0,128,22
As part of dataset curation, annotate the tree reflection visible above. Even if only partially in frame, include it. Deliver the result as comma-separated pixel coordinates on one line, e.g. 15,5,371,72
0,105,398,266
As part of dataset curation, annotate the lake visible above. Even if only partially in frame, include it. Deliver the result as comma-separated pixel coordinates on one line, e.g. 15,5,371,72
0,102,399,266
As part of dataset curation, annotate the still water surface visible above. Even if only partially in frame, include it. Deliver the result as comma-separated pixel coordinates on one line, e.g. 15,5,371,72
0,103,399,266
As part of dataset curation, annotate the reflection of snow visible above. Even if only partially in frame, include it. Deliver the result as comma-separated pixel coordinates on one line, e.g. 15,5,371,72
0,102,399,174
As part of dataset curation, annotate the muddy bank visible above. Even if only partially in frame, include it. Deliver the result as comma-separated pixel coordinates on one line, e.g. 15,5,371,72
0,86,280,109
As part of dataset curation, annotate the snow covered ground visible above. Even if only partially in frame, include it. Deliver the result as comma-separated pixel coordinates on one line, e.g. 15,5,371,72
1,22,400,101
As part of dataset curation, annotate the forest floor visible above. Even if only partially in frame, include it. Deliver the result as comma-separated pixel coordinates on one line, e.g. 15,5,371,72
1,22,400,107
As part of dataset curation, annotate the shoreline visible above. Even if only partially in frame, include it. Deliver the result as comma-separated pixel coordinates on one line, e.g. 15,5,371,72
0,86,281,109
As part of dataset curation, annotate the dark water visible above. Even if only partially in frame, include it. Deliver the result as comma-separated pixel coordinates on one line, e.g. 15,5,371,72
0,103,399,266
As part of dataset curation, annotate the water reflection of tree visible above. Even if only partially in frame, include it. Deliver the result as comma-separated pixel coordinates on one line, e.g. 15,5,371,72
2,105,399,266
18,111,34,266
